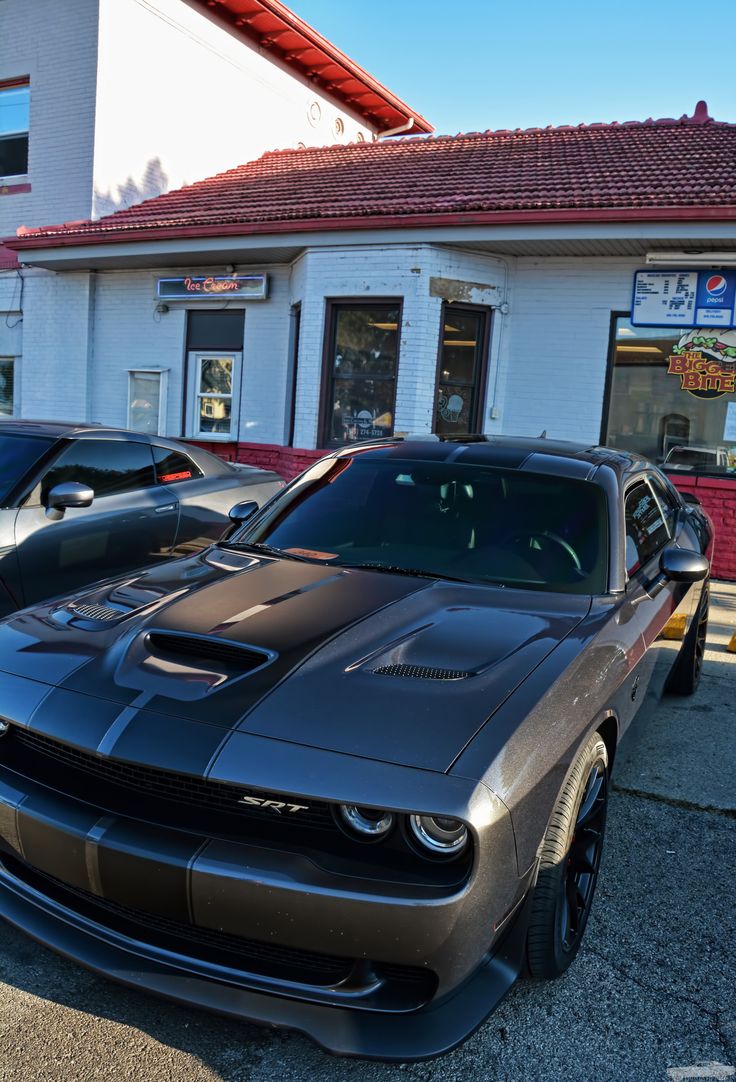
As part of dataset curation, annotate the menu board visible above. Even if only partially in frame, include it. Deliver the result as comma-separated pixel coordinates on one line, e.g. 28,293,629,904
632,271,698,326
632,270,736,328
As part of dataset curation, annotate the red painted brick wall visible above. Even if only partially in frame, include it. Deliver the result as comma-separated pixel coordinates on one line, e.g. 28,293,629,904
187,440,325,480
669,473,736,582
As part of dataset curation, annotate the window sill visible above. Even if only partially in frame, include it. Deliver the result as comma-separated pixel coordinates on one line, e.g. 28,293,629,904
0,178,31,196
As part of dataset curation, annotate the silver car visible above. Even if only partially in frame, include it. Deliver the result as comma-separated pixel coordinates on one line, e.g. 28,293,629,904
0,420,283,615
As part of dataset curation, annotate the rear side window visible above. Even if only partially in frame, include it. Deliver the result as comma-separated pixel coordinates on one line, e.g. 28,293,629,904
648,472,680,534
153,446,203,484
624,481,669,574
40,439,155,501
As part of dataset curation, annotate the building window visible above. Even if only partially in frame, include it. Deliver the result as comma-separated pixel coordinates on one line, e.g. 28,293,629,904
434,305,491,433
320,301,401,448
0,358,15,416
0,80,29,178
188,353,241,439
128,369,168,435
604,315,736,475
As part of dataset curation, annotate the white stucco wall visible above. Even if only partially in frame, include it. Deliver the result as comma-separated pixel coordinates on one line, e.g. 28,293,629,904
0,0,99,237
91,0,377,218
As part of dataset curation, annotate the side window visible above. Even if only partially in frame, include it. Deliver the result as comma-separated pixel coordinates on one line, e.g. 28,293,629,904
40,440,155,502
648,472,680,535
624,480,669,575
153,446,204,484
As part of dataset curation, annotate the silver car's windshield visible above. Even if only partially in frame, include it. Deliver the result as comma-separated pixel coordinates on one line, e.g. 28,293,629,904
230,458,609,594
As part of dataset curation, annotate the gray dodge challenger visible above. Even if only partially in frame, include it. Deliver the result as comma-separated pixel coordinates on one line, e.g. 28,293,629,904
0,436,712,1059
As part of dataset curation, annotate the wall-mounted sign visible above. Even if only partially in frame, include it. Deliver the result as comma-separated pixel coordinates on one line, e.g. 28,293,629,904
632,270,736,328
156,275,268,300
667,329,736,399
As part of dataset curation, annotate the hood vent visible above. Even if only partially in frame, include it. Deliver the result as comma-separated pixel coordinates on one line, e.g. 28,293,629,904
373,663,470,681
145,631,273,673
69,602,124,622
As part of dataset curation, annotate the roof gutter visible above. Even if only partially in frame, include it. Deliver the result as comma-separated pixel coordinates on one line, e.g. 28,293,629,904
377,118,416,140
9,204,736,254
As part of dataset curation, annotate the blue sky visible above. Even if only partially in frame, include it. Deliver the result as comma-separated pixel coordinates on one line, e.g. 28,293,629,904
289,0,736,135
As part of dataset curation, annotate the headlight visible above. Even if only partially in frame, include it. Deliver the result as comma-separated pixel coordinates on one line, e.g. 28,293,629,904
338,804,394,839
0,719,8,737
409,814,468,855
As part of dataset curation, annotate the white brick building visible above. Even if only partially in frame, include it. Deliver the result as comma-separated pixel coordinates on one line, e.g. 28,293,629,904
7,104,736,577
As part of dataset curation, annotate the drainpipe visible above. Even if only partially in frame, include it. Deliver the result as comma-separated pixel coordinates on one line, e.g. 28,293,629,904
376,118,416,141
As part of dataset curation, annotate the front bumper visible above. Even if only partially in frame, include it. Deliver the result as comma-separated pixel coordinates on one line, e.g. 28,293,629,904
0,682,528,1059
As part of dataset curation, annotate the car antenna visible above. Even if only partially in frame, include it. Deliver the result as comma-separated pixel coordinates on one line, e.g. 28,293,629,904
539,429,547,438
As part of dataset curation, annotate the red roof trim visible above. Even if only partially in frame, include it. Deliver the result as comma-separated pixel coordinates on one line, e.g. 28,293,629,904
10,204,736,252
192,0,432,134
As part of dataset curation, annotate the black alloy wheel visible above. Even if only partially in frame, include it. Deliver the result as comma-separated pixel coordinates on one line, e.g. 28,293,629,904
667,583,710,696
527,733,609,978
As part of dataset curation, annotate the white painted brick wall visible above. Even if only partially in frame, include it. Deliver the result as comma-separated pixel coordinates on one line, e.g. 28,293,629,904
13,247,645,449
21,269,95,418
0,0,99,237
501,258,637,443
290,244,506,447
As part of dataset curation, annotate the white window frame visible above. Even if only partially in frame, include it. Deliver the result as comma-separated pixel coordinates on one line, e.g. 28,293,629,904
127,367,168,435
0,81,30,181
0,356,17,417
187,351,241,441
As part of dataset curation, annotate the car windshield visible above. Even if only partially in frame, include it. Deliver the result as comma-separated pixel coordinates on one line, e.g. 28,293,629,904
228,457,609,594
665,448,722,468
0,433,54,505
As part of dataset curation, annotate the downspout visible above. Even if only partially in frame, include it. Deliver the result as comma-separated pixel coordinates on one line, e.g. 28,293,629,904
376,118,416,140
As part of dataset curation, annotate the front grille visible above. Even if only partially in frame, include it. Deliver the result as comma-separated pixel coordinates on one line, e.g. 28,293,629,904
373,664,469,680
2,855,436,1003
11,727,334,832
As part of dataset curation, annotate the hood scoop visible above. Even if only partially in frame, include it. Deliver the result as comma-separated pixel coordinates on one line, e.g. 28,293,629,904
69,602,121,623
373,663,470,681
145,631,273,673
114,630,277,703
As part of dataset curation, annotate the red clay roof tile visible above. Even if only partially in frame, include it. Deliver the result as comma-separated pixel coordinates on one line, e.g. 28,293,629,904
12,104,736,249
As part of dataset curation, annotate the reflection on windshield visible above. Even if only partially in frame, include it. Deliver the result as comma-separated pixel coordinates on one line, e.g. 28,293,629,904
229,458,608,595
0,434,53,505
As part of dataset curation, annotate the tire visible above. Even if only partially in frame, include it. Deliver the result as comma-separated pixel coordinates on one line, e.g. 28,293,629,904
527,732,609,979
666,582,709,696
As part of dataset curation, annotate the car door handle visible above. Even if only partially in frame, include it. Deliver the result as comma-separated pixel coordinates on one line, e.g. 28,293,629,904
155,503,176,513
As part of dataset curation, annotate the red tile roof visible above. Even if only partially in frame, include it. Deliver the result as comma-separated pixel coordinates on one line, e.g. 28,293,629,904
11,104,736,250
190,0,432,136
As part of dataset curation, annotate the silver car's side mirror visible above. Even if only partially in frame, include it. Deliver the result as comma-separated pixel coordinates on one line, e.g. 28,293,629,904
46,482,95,521
228,500,259,526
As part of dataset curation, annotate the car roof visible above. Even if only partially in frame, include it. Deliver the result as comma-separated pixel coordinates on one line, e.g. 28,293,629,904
330,434,647,480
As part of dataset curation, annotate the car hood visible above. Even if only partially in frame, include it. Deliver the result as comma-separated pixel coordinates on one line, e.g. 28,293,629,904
0,548,591,772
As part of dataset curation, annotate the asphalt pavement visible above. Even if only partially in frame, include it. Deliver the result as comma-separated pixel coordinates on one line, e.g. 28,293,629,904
1,587,734,1082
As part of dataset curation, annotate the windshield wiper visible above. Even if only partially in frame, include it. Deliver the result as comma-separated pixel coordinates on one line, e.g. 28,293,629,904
339,561,469,583
218,541,310,562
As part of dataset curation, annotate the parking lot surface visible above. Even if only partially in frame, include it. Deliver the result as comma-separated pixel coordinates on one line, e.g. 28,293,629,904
1,587,734,1082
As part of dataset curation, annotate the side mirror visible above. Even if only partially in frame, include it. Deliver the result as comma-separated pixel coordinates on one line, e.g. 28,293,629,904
659,545,709,583
46,482,95,519
681,492,702,507
228,500,259,526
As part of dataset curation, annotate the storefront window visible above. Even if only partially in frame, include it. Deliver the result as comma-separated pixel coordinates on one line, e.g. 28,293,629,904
604,316,736,475
188,353,240,438
0,359,15,416
128,369,167,434
435,305,490,433
321,302,400,448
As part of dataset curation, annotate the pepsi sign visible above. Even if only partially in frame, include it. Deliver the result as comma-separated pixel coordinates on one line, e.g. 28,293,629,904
695,272,736,326
633,269,736,328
